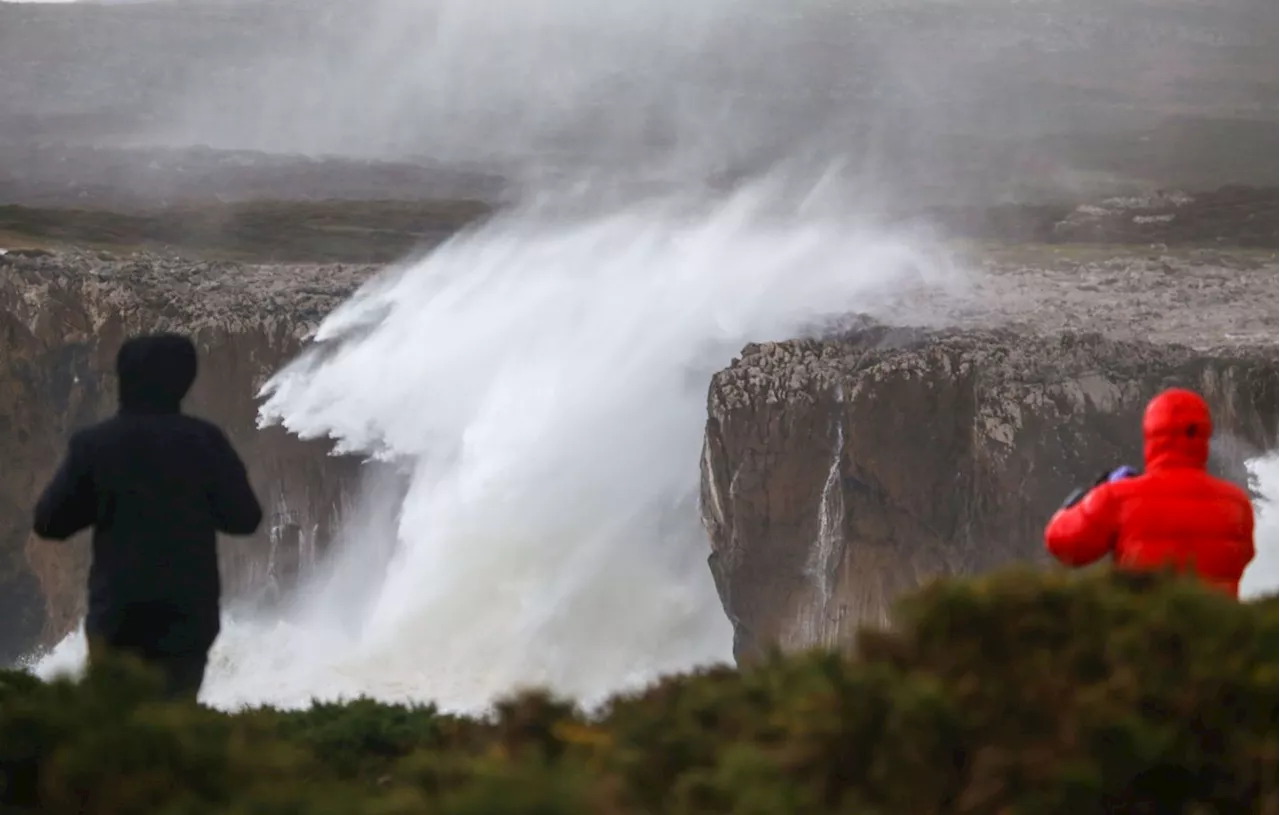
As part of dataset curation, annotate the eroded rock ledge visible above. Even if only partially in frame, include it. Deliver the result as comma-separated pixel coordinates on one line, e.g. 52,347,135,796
700,324,1278,664
0,249,382,661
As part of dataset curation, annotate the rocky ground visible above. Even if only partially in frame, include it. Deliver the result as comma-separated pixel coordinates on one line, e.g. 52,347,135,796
921,244,1277,351
0,249,377,337
840,188,1277,352
2,187,1274,347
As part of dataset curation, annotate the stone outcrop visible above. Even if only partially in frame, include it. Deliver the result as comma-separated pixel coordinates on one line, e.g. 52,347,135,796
0,249,381,662
700,323,1278,664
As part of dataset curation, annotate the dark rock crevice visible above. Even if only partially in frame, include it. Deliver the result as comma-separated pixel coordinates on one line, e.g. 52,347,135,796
701,324,1278,664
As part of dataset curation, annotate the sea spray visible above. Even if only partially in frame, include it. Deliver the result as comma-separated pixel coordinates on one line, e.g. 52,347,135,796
32,181,963,713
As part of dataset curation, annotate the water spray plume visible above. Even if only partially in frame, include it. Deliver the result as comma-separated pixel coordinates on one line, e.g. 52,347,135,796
32,180,967,712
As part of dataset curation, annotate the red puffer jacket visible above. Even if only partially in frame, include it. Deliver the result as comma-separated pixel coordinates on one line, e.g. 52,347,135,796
1044,388,1256,597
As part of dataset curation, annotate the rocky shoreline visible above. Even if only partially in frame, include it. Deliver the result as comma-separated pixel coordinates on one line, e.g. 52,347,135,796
0,203,1275,663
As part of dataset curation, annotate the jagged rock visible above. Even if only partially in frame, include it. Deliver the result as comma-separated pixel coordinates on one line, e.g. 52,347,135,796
0,249,380,661
700,324,1278,664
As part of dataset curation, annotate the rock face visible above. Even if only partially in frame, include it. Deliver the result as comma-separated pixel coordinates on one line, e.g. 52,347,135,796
700,324,1278,663
0,249,379,663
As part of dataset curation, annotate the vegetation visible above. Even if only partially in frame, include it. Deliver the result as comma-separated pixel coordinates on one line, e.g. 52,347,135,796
1,568,1274,814
0,199,493,264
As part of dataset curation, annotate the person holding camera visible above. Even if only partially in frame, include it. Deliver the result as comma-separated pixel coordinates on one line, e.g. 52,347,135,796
1045,388,1256,598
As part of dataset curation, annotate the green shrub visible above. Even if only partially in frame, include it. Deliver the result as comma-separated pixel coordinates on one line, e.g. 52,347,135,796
1,569,1274,814
264,697,454,779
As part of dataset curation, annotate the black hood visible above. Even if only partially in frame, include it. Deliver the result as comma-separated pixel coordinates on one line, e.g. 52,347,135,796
116,334,198,414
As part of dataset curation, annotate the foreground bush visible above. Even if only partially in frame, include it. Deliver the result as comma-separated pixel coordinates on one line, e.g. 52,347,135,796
1,568,1274,814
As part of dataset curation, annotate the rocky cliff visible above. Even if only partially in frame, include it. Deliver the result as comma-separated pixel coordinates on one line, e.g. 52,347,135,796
701,324,1278,663
0,249,378,663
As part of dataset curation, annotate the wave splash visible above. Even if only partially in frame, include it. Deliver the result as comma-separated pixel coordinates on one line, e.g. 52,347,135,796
31,182,964,712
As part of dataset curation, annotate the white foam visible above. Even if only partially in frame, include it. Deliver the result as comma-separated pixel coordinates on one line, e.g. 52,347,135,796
30,181,963,713
1240,451,1279,599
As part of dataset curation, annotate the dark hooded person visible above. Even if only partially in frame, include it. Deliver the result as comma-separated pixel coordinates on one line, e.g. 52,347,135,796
1044,388,1256,598
32,333,263,700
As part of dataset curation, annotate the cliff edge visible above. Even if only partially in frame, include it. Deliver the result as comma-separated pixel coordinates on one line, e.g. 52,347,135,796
701,324,1278,663
0,249,379,661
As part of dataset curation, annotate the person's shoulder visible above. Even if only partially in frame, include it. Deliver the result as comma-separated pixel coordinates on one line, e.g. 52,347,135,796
1077,479,1126,513
174,414,230,440
1099,472,1168,509
1147,468,1254,510
1094,475,1143,499
1203,472,1254,506
68,417,120,448
173,416,241,453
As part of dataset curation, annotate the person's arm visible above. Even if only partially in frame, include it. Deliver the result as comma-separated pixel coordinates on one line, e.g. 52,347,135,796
1045,481,1121,567
204,427,264,536
33,432,97,540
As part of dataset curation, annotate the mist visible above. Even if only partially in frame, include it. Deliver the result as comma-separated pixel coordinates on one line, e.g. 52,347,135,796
2,0,1275,204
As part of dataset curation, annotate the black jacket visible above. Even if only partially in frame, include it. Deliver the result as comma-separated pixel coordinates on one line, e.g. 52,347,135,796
33,334,263,656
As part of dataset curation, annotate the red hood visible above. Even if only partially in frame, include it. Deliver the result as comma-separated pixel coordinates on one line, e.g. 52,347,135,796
1143,388,1212,471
